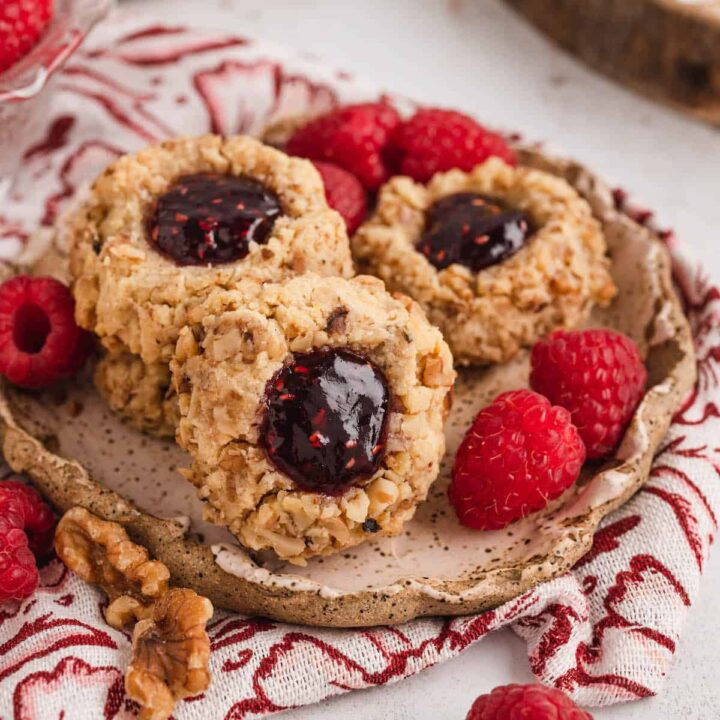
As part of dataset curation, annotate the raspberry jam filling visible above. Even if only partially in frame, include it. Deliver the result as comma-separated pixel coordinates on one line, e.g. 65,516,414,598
418,192,534,272
260,349,390,495
147,173,282,266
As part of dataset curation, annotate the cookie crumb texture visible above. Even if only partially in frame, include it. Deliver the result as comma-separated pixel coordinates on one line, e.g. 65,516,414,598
68,134,353,365
353,158,616,365
171,274,455,564
94,352,179,439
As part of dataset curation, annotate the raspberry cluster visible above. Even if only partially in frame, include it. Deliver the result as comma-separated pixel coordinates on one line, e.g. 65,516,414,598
0,276,88,600
0,478,56,601
450,329,646,530
286,102,516,234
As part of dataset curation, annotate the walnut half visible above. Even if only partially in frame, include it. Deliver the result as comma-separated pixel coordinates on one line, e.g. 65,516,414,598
54,506,170,627
55,507,213,720
126,589,213,720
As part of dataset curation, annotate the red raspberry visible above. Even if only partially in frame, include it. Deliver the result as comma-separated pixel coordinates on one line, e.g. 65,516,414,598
388,107,516,183
467,683,593,720
0,479,56,556
0,275,91,389
312,160,368,235
0,0,54,74
0,516,39,601
287,102,401,191
450,390,585,530
530,329,647,459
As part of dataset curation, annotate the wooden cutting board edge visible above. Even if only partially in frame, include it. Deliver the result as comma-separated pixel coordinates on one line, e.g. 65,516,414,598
502,0,720,125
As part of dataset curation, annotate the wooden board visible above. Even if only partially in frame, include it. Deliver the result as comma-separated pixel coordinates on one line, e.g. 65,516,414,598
503,0,720,125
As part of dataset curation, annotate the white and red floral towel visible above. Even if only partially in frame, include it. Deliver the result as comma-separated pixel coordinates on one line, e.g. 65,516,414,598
1,16,718,719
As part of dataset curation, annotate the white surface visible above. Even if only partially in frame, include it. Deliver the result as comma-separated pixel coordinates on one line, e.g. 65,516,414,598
122,1,720,717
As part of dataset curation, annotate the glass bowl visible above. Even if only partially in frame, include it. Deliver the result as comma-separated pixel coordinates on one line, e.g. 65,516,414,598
0,0,112,198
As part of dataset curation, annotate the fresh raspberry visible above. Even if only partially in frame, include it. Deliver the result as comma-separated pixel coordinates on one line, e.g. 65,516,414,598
312,160,368,235
467,683,593,720
530,329,647,459
449,390,585,530
0,275,91,389
0,0,54,74
0,479,56,556
387,107,516,183
0,515,39,601
287,102,401,191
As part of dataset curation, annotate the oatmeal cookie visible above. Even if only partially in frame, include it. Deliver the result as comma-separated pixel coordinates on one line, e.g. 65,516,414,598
353,158,616,365
171,274,455,564
94,352,179,439
68,134,354,365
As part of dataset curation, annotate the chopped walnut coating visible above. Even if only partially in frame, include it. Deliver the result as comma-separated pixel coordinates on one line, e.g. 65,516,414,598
67,134,353,365
54,507,169,626
172,274,456,564
94,352,179,439
126,588,213,720
353,158,617,365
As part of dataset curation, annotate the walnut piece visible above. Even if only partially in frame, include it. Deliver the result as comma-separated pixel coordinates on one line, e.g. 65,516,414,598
126,588,213,720
55,508,214,720
54,506,169,627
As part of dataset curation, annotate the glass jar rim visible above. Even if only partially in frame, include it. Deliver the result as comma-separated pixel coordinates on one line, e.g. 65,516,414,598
0,0,112,103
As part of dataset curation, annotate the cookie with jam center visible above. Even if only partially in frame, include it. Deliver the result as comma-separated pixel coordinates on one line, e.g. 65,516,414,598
353,158,616,365
67,134,354,367
171,273,455,565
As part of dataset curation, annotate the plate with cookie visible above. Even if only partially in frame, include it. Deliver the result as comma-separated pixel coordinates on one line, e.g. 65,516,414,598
1,12,694,643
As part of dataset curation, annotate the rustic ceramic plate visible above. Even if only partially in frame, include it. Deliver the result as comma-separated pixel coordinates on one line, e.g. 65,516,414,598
0,141,696,627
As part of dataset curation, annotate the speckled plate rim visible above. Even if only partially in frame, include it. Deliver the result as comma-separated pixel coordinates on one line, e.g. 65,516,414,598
0,142,697,627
